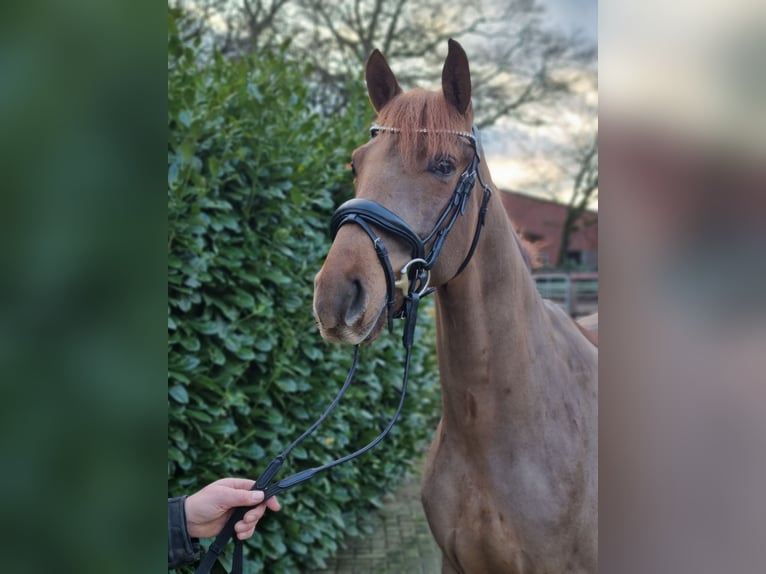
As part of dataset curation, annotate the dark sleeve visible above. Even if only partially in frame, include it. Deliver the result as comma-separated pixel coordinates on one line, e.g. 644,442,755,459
168,496,201,569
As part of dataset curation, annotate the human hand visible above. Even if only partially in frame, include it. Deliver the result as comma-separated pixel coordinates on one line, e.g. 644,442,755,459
184,477,281,540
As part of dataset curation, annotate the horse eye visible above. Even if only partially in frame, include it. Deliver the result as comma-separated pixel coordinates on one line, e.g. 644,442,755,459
429,157,455,176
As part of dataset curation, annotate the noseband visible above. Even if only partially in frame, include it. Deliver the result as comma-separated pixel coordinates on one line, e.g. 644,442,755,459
331,125,493,338
195,125,492,574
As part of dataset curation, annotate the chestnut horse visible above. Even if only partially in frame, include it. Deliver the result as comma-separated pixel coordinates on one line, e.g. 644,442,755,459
313,40,597,574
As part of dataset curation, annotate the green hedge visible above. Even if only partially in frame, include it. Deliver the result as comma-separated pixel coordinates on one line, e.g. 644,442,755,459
168,10,441,573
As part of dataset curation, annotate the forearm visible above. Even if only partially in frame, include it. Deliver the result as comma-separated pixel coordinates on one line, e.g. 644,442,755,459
168,496,200,569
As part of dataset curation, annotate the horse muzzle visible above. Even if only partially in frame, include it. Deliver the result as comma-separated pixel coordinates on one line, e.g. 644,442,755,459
313,226,400,344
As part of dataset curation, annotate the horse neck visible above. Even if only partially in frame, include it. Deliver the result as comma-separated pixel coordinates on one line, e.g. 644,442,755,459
433,189,547,432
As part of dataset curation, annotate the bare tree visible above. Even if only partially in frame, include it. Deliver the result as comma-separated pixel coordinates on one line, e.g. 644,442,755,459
292,0,486,79
225,0,292,53
171,0,597,218
175,0,595,128
557,130,598,266
463,0,596,128
290,0,595,127
170,0,293,55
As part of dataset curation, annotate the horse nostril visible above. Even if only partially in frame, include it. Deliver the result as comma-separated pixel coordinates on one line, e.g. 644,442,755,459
345,278,366,325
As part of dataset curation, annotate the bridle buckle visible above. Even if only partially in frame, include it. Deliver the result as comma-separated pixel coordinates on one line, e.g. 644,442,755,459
395,258,430,297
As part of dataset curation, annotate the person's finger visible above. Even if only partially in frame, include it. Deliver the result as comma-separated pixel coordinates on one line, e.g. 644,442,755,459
242,505,267,524
213,477,256,490
235,515,260,532
215,486,264,508
236,525,256,540
265,496,281,511
234,509,264,539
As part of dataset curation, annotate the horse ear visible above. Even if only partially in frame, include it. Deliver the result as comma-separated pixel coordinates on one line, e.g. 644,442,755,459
441,39,472,115
366,49,402,112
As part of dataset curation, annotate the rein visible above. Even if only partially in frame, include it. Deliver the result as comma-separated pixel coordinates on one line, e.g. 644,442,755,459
194,343,415,574
194,125,491,574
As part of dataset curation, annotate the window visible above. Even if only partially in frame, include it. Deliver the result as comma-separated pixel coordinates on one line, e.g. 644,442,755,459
565,250,582,265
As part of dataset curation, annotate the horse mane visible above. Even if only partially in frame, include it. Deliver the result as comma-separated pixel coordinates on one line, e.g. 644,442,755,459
513,231,536,271
375,89,473,169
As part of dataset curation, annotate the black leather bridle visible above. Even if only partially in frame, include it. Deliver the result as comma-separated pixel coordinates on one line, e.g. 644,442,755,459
194,125,492,574
331,124,493,339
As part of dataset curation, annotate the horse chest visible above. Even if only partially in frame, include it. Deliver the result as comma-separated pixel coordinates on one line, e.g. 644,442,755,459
422,425,587,573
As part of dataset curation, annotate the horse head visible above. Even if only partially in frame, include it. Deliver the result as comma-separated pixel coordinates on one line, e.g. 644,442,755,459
314,39,488,344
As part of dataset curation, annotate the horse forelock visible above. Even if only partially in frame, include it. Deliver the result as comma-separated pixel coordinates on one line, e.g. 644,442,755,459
374,89,473,169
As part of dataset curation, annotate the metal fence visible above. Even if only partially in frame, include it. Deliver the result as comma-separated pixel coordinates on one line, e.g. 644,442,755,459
533,271,598,317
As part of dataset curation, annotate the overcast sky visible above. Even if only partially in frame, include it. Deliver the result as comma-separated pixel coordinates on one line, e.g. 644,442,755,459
483,0,597,205
544,0,597,39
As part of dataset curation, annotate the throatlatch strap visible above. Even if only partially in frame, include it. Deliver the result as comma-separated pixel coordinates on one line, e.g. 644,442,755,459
454,184,492,277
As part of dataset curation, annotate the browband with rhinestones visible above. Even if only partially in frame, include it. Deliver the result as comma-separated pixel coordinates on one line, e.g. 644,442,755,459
369,124,477,145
